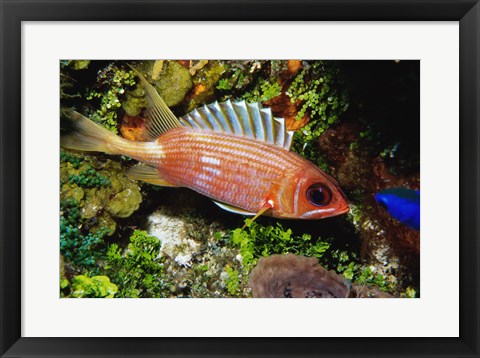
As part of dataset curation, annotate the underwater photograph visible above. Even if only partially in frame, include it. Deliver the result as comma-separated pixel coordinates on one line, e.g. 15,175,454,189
59,60,420,298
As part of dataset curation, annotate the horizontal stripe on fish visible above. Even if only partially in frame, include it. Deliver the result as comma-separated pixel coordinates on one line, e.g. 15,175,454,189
161,159,275,211
171,132,304,168
153,127,303,212
163,146,292,175
158,132,304,173
160,130,299,174
163,143,291,171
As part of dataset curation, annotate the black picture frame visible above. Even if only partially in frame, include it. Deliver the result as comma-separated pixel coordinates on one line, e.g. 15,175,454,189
1,0,478,357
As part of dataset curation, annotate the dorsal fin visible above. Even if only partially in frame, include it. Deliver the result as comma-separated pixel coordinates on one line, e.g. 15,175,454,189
180,100,294,151
128,65,182,140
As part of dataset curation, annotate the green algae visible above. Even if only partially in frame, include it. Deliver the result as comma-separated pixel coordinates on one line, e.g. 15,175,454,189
121,84,148,117
151,61,193,107
61,271,118,298
215,61,266,101
289,62,350,160
68,166,110,188
85,64,137,133
60,151,143,270
182,61,226,113
241,79,282,103
61,154,142,224
68,275,118,298
60,198,109,268
224,220,332,270
221,219,399,296
106,187,142,218
61,60,91,71
210,219,336,298
104,230,169,298
224,264,241,295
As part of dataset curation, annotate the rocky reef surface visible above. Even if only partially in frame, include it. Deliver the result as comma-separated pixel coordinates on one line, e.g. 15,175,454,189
60,60,419,298
249,254,393,298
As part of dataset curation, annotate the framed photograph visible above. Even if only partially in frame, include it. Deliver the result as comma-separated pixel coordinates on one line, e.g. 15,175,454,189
1,0,478,357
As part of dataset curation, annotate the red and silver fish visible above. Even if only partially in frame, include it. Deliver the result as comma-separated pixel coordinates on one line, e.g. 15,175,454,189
61,69,349,220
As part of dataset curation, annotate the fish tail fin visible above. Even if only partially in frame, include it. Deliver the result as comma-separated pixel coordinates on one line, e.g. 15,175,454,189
61,110,126,154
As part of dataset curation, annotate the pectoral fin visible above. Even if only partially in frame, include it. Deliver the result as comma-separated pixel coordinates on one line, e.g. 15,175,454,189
126,164,178,187
242,200,275,229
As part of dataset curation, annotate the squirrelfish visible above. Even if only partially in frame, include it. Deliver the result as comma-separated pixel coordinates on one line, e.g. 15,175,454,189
374,188,420,230
61,68,349,220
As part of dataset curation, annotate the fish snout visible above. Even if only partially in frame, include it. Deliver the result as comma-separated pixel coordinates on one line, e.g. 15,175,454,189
332,201,350,217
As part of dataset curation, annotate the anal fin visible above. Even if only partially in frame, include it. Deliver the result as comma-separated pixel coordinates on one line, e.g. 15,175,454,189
212,199,275,229
212,201,256,216
126,164,178,187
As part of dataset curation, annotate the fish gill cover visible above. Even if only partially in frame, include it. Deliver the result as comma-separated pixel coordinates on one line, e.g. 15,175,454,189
59,60,419,298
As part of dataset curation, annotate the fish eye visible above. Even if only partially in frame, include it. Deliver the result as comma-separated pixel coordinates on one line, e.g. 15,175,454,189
306,183,332,206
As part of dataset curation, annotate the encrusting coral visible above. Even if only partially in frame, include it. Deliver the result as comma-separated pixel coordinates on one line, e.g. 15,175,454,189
248,254,393,298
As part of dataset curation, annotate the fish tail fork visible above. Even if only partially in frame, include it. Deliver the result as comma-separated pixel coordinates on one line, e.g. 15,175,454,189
61,109,128,155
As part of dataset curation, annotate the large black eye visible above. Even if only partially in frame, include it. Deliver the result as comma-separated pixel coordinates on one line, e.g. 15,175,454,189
306,183,332,206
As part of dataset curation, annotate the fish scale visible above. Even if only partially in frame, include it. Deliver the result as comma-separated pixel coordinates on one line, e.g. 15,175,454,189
153,127,304,213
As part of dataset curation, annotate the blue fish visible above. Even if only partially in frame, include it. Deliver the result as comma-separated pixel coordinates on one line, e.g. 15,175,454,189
374,188,420,230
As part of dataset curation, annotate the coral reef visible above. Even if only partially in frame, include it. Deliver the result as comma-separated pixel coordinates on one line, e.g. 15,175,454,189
151,60,193,107
188,60,209,76
215,60,267,99
84,63,137,133
142,201,249,298
104,230,170,298
249,254,393,298
134,60,193,107
60,198,108,268
181,61,226,113
119,114,149,141
62,275,118,298
213,60,350,169
60,151,142,221
226,220,332,270
59,59,419,299
223,219,398,295
313,61,420,296
61,60,91,71
317,121,420,293
121,84,148,117
60,150,142,271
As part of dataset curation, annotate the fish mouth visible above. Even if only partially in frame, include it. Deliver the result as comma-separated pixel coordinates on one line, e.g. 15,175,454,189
329,203,350,217
299,202,350,219
338,204,351,215
334,189,350,216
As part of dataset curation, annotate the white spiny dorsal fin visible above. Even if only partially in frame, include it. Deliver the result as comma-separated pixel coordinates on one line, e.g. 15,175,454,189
179,100,294,150
129,65,182,140
232,101,254,138
212,201,256,216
